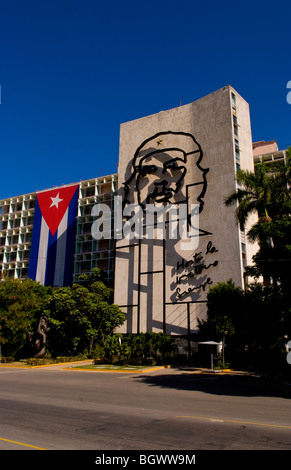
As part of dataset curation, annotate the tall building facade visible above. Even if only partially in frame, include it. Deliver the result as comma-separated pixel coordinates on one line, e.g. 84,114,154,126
0,175,118,285
0,85,288,335
114,85,257,335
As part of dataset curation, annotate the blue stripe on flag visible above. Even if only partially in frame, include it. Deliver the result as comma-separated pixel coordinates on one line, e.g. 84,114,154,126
28,198,42,281
44,229,58,287
63,187,79,286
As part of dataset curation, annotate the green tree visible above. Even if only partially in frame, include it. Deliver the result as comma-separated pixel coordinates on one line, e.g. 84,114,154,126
48,268,125,356
225,152,291,235
224,162,273,233
246,218,291,289
242,283,286,372
223,152,291,370
225,152,291,285
198,280,244,366
0,278,49,357
246,152,291,287
199,279,286,372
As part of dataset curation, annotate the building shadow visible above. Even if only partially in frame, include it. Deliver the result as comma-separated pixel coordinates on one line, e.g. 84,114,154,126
134,369,291,399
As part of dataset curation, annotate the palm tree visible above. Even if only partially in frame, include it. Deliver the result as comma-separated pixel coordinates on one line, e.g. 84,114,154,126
225,154,291,242
225,153,291,286
224,161,273,235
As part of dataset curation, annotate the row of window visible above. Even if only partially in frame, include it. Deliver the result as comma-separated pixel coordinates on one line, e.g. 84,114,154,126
79,181,115,199
75,239,111,254
0,216,34,230
0,267,29,278
232,92,246,273
0,251,30,262
231,92,240,172
0,233,32,246
0,200,36,215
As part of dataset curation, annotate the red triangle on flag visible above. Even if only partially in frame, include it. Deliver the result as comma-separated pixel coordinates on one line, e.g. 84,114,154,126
37,184,79,236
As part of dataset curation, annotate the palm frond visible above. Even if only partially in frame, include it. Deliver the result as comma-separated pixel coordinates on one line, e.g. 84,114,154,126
224,188,249,207
235,198,257,230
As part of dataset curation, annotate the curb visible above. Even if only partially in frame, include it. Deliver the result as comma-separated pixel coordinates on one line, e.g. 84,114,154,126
0,361,167,373
0,360,93,369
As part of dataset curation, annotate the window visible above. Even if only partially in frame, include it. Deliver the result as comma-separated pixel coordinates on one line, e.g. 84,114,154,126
80,260,91,273
12,203,22,212
20,250,30,260
231,92,236,109
99,239,109,251
24,233,32,243
241,243,246,270
82,241,92,253
8,252,17,262
12,235,18,244
82,223,92,234
233,115,238,136
84,204,94,215
235,139,240,162
21,268,28,278
84,187,95,197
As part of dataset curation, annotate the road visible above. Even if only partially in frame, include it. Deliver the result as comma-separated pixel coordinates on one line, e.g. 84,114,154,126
0,364,291,455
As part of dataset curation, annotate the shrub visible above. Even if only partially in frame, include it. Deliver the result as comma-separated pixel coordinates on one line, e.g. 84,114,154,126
93,333,176,365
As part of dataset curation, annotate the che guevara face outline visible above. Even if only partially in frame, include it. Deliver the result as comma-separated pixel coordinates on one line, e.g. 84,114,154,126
123,131,208,212
135,148,187,207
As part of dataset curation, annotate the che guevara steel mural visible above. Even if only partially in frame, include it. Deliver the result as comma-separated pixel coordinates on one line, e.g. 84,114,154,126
115,130,219,333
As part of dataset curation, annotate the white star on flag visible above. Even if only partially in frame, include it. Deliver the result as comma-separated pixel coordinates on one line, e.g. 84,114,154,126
50,193,63,209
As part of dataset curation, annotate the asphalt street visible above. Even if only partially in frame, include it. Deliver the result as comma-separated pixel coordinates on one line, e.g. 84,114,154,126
0,364,291,453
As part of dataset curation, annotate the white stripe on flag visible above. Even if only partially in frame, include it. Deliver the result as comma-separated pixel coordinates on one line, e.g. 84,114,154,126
36,216,49,285
54,208,68,287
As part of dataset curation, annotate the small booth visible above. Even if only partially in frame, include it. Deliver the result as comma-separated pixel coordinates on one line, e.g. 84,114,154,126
198,341,222,370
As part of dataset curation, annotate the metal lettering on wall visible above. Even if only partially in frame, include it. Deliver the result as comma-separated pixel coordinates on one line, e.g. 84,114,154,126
175,241,219,299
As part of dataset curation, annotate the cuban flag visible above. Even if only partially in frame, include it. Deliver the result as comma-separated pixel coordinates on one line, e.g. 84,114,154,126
28,184,79,287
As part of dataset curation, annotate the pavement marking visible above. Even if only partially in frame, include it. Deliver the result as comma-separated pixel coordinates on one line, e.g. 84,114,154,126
64,367,141,373
176,415,291,430
63,366,166,373
0,437,47,450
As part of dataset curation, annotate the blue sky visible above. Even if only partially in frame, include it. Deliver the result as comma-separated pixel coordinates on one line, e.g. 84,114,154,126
0,0,290,199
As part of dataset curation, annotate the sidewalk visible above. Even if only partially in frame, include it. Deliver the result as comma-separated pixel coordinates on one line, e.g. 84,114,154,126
0,360,94,369
0,360,241,373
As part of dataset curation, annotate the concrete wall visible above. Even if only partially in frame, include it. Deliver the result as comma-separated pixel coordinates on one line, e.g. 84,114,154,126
114,85,256,335
253,140,278,156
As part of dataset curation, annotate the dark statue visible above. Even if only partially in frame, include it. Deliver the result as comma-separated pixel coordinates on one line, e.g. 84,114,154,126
28,316,50,358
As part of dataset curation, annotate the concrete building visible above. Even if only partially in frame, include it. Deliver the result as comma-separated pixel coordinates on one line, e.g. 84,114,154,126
0,175,118,285
253,140,288,165
0,85,288,336
114,85,257,335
